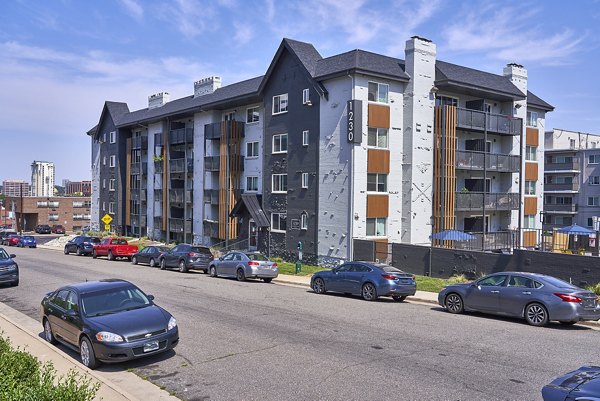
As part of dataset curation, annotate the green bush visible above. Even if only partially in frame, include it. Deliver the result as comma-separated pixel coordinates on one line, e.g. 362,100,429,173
447,274,471,284
0,334,99,401
586,282,600,296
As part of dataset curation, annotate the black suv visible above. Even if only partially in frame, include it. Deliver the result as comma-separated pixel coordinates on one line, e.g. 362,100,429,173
64,236,101,256
35,224,51,234
158,244,213,273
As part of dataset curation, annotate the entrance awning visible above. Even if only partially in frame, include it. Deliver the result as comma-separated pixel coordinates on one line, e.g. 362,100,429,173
230,194,270,227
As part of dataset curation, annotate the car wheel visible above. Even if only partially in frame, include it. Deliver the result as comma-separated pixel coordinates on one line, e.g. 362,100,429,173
178,260,188,273
263,278,273,283
107,251,114,261
362,282,378,301
209,266,217,277
76,247,82,256
64,247,69,255
43,318,57,345
132,256,138,265
312,278,326,294
79,336,99,369
525,303,549,327
10,280,18,287
92,250,97,259
149,258,156,268
236,268,246,282
160,259,166,270
559,321,577,326
392,295,407,302
445,293,464,314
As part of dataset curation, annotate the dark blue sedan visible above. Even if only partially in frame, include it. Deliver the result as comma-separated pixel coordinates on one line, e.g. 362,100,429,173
542,366,600,400
311,262,416,301
40,279,178,369
0,248,18,286
17,235,37,248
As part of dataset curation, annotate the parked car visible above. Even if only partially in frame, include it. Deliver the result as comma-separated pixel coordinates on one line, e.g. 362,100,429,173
81,225,91,232
209,251,279,282
0,248,18,286
438,272,600,327
64,236,101,256
40,279,178,369
35,224,51,234
0,230,17,245
131,246,171,267
158,244,213,273
92,238,139,261
311,262,417,302
51,225,66,234
17,235,37,248
7,234,21,247
542,366,600,400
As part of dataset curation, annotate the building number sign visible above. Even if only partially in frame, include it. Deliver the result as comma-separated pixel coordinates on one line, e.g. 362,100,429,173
347,100,362,144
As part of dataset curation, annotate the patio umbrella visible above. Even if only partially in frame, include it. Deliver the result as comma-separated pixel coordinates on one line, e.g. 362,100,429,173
557,224,594,235
430,229,475,241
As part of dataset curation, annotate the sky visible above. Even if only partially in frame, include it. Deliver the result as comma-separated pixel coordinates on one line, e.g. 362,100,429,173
1,0,599,184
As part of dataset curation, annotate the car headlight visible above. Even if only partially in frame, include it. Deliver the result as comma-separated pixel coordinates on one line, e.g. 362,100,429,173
95,331,124,342
167,316,177,331
6,264,17,271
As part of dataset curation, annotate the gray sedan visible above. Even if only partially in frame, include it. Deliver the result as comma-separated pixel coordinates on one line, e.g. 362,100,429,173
209,251,278,283
438,272,600,326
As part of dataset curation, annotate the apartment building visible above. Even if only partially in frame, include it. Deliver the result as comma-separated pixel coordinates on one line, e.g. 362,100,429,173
2,180,30,197
31,161,55,197
8,196,91,232
87,36,552,263
64,180,92,196
544,129,600,230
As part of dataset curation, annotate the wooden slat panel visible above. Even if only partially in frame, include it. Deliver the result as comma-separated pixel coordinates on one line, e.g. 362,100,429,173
523,230,536,247
368,104,390,129
524,197,537,215
219,122,227,240
525,162,538,180
366,195,389,218
125,137,131,226
162,130,167,231
526,127,539,146
367,149,390,173
375,240,388,262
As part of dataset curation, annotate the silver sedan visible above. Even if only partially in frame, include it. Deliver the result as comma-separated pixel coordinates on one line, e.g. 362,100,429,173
438,272,600,326
208,251,279,283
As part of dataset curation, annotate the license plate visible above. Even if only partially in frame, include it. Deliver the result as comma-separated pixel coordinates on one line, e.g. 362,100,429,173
143,341,159,352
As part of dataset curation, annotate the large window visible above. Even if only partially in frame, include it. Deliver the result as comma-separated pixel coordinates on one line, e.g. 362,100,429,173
271,213,287,232
272,134,288,153
525,181,536,195
110,155,116,168
246,107,260,123
526,111,538,127
272,174,287,193
589,155,600,164
367,173,387,192
368,82,389,103
272,94,288,115
367,128,388,148
246,141,259,158
590,176,600,185
366,217,387,237
435,95,458,107
301,173,309,189
525,146,537,161
589,197,599,206
246,176,258,192
524,215,535,229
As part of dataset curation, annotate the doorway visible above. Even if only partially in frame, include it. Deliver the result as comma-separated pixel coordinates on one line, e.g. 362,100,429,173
248,219,258,250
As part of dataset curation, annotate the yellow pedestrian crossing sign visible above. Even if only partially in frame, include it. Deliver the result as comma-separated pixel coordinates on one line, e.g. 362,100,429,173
101,214,113,225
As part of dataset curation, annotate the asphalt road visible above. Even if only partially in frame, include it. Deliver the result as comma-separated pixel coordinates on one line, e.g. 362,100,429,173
1,246,598,401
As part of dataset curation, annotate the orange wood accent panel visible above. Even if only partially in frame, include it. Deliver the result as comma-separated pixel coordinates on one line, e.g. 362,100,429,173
526,127,539,146
162,131,168,230
218,121,242,240
523,230,537,248
525,162,538,180
375,240,388,262
125,138,131,226
524,197,537,215
368,104,390,129
367,149,390,173
367,195,389,218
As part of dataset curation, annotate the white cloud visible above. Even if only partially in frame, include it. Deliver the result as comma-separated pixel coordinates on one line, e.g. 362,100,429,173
119,0,144,20
233,21,254,45
158,0,218,38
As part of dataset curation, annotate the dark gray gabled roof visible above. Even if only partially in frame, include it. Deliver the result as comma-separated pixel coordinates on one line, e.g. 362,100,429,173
314,50,409,82
230,193,270,227
435,60,526,99
105,101,130,126
284,38,323,77
86,124,98,136
527,90,554,111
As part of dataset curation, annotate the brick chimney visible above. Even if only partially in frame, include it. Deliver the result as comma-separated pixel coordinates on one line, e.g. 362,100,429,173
148,92,170,109
194,76,222,98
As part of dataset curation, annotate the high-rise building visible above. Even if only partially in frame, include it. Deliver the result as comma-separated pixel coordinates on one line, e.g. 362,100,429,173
2,180,30,197
31,161,55,197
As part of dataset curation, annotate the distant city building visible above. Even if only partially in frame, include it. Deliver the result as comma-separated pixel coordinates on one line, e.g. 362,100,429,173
31,161,55,197
2,180,30,197
64,180,92,196
7,195,91,232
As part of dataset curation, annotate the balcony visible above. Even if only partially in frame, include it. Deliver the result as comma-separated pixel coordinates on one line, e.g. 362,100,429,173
154,160,164,174
456,108,522,136
456,150,520,173
544,182,580,192
153,216,163,227
132,136,148,150
130,189,147,201
204,155,244,172
455,192,520,211
203,220,220,238
169,218,192,233
204,120,245,141
131,214,147,227
169,128,193,145
169,189,193,203
545,160,580,172
543,204,578,214
169,158,194,174
130,162,147,175
204,189,220,205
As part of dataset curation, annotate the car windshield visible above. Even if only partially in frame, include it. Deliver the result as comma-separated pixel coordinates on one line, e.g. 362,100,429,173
83,237,100,244
541,276,580,290
81,286,151,317
22,236,34,240
246,253,269,261
157,247,171,252
375,264,404,273
0,249,10,260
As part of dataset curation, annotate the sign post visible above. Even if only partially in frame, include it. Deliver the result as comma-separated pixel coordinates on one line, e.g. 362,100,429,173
295,241,302,274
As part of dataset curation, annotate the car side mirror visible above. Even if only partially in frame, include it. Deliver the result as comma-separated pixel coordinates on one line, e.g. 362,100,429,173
9,254,16,258
65,309,77,317
147,295,155,301
219,257,223,261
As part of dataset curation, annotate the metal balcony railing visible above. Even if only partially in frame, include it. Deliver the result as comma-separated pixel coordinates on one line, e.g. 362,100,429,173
204,120,246,141
153,216,163,227
132,136,148,150
169,158,194,174
203,189,220,205
545,160,581,171
543,203,578,213
169,218,192,233
203,220,220,238
169,128,193,145
154,160,164,173
544,182,580,192
456,150,520,172
455,192,520,211
204,156,220,171
456,108,522,136
169,189,193,203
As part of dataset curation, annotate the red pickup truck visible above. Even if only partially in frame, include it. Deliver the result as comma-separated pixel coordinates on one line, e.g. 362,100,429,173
92,238,138,261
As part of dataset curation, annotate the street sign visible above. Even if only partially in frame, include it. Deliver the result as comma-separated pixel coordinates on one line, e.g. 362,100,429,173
101,214,113,225
104,224,110,231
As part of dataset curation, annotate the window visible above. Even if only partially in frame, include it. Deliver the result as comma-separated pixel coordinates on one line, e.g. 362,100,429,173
525,146,537,161
526,111,538,127
271,212,287,232
102,202,105,212
367,173,387,192
435,95,458,107
102,179,106,189
593,142,598,149
570,139,576,149
589,155,600,164
590,176,600,185
300,212,308,230
589,197,599,206
301,173,309,189
477,275,508,287
272,94,288,114
246,176,258,192
110,155,116,167
109,131,116,143
367,128,388,148
102,133,107,143
588,218,594,227
302,130,309,147
103,156,106,166
246,107,260,123
366,217,386,237
48,214,59,221
223,111,236,121
109,179,115,191
246,141,259,158
524,215,535,229
272,174,287,193
368,82,389,103
302,88,310,104
109,202,115,214
525,181,536,195
272,134,288,153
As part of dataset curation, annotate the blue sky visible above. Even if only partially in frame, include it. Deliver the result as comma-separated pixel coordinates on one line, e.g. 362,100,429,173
1,0,599,183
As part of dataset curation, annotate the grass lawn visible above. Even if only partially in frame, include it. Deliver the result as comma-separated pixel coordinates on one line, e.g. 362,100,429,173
275,260,328,276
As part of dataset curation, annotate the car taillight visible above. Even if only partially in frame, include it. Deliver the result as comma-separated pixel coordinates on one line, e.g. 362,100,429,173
248,261,260,266
382,274,399,280
272,262,278,267
554,293,582,303
188,252,198,257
